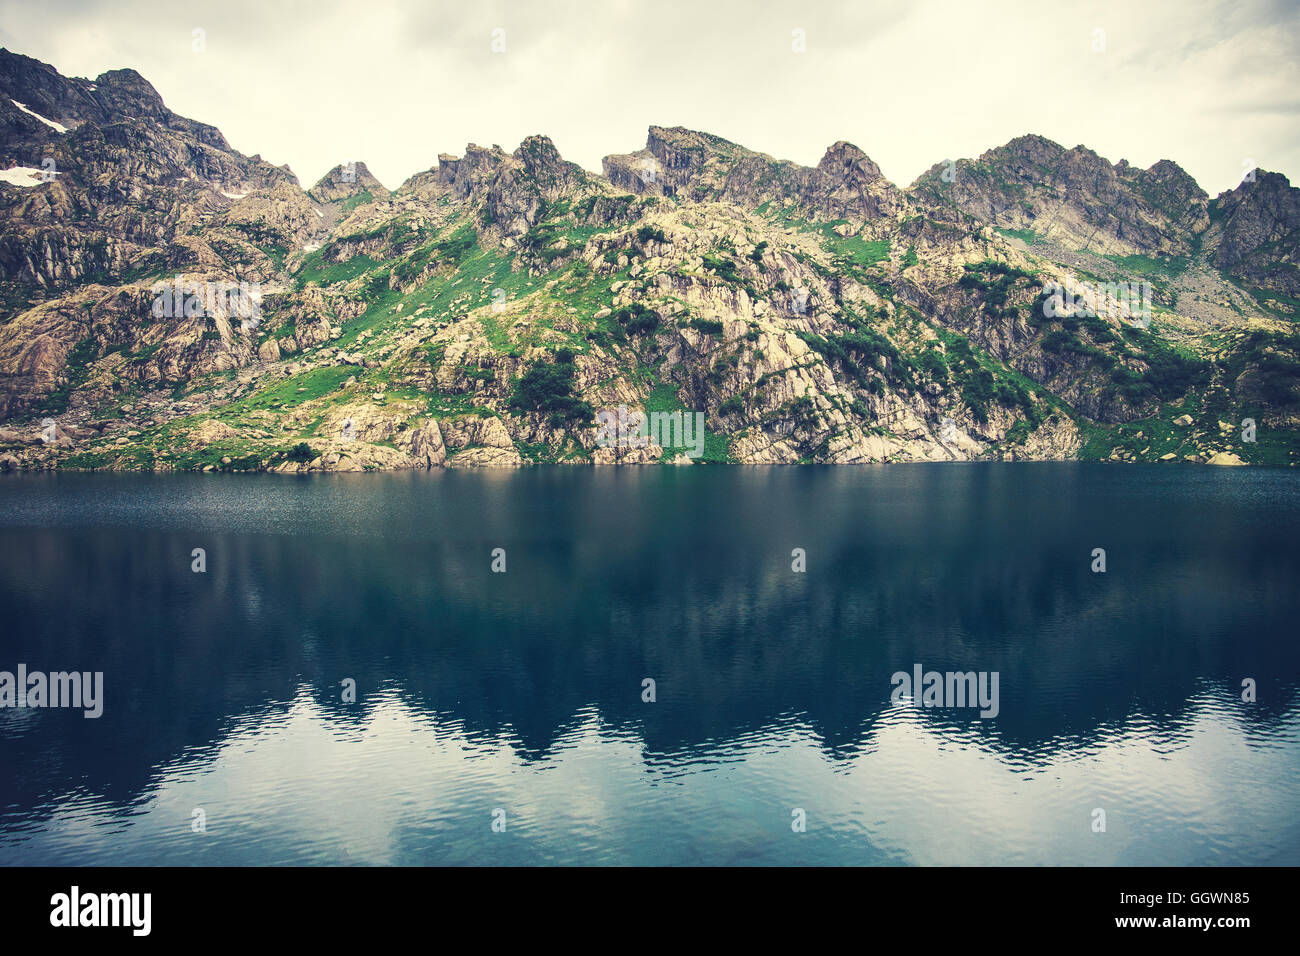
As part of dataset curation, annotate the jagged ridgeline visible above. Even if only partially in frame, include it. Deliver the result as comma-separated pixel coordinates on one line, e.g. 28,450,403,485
1,48,1298,471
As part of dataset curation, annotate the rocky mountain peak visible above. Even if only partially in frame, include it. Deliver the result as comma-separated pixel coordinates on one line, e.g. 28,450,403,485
93,67,165,109
0,50,175,133
1208,169,1300,292
646,125,735,163
437,143,510,199
998,133,1068,165
514,134,561,168
601,126,740,197
308,161,388,203
1,48,83,140
513,134,583,191
818,141,879,175
908,133,1211,256
602,127,908,221
1141,158,1205,199
1219,169,1297,207
799,141,904,221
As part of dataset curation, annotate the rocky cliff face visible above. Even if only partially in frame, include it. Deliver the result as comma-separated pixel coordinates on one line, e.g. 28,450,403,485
1,49,1297,473
603,127,906,223
1205,171,1300,294
0,48,298,319
908,134,1211,257
308,161,389,204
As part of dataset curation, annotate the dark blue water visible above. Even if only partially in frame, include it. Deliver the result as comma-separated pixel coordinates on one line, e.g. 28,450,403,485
0,464,1297,865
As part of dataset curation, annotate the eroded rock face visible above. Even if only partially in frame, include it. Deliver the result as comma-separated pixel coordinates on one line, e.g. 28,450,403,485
188,419,237,446
802,142,906,222
1207,171,1300,294
907,134,1210,257
441,415,522,467
603,127,906,223
0,47,302,323
408,419,446,468
308,162,389,204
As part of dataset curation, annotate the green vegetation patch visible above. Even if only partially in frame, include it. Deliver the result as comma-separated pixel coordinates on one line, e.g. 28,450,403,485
32,337,98,416
958,260,1036,318
508,351,593,427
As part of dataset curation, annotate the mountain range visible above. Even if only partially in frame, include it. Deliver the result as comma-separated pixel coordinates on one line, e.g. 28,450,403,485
1,47,1298,471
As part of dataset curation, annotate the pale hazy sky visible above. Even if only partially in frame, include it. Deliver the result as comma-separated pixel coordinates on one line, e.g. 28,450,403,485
2,0,1297,196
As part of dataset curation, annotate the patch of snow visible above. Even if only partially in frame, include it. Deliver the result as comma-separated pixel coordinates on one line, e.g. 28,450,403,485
0,166,57,188
314,208,324,218
10,100,69,134
303,242,321,253
221,190,248,200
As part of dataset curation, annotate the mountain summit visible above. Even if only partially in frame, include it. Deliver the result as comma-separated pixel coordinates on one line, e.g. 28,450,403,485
309,162,388,204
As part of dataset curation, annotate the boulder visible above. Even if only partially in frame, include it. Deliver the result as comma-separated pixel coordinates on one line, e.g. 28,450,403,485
408,419,447,468
1206,451,1245,466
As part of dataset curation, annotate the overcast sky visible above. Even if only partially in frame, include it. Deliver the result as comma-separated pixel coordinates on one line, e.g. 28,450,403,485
2,0,1297,196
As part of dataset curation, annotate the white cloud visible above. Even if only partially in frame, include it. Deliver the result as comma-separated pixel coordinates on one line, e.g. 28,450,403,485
1,0,1296,195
